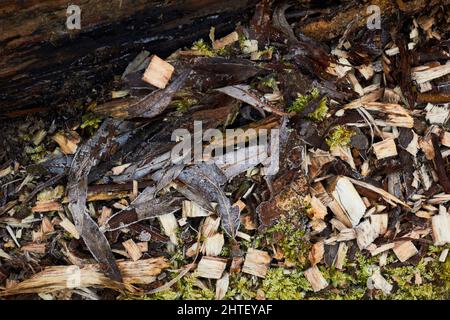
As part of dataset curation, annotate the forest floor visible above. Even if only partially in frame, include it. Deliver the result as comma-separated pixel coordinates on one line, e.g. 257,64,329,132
1,0,450,300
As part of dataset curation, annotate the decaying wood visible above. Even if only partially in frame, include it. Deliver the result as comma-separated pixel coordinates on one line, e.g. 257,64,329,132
355,220,378,250
329,177,366,227
196,256,227,279
0,257,169,296
203,233,225,257
158,213,179,246
431,208,450,246
142,55,175,89
304,265,328,292
122,239,143,262
373,138,398,160
393,241,418,262
215,273,230,300
242,249,271,278
368,271,393,295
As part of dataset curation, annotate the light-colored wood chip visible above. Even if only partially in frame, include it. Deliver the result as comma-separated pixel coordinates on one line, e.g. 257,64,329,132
393,241,418,262
355,220,378,250
196,256,227,279
309,242,324,265
41,216,54,234
202,216,221,238
52,131,80,155
158,213,178,245
308,195,328,220
304,265,328,292
98,206,112,227
0,257,169,296
411,61,450,84
242,249,271,278
204,233,225,257
137,242,148,253
32,201,63,213
58,217,80,239
431,209,450,246
213,31,239,50
335,242,348,270
370,214,388,236
330,176,366,227
373,138,398,159
122,239,143,261
439,248,449,262
368,271,392,295
142,55,175,89
182,200,211,218
21,243,46,254
441,132,450,147
215,272,230,300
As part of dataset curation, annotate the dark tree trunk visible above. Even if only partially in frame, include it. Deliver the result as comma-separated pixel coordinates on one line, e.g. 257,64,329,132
0,0,257,118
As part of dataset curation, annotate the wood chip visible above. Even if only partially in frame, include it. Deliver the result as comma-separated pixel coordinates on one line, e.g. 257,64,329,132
213,31,239,50
393,241,418,262
242,248,271,278
304,265,328,292
203,233,225,257
309,242,324,265
370,214,388,236
52,131,80,155
196,256,227,279
158,213,179,245
215,272,230,300
411,61,450,84
335,242,348,270
142,55,175,89
230,256,244,274
0,257,169,296
355,220,378,250
431,209,450,246
182,200,211,218
330,176,366,227
368,271,392,295
32,201,64,213
122,239,143,261
58,216,80,239
21,243,46,254
373,138,398,159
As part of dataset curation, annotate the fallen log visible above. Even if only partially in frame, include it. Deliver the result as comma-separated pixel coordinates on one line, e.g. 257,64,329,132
0,0,257,118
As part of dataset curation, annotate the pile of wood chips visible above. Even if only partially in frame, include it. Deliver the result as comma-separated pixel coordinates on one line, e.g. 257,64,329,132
0,0,449,300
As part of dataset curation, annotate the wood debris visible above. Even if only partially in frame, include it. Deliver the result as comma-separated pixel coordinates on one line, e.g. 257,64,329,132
242,249,271,278
142,55,175,89
373,138,398,160
196,257,227,279
122,239,143,261
304,266,328,292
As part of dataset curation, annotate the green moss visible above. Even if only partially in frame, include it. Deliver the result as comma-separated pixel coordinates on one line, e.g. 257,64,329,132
258,75,278,91
81,113,103,136
178,275,215,300
320,267,355,288
288,88,328,121
173,97,198,113
265,214,311,268
308,97,328,122
325,125,355,149
382,258,446,300
288,93,310,113
225,275,257,300
262,268,311,300
191,39,215,57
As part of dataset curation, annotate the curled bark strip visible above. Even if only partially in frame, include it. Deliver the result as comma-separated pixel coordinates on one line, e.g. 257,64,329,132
67,118,122,282
177,163,240,238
